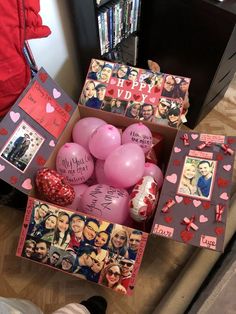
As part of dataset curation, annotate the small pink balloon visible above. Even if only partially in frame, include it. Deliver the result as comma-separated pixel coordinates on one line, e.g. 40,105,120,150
95,159,113,185
104,143,145,188
81,184,131,225
143,162,164,189
122,122,153,153
89,124,121,160
56,142,94,185
68,184,88,210
72,117,106,150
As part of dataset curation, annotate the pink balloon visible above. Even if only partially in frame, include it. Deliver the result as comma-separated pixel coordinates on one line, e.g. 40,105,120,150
56,142,94,185
143,162,164,189
104,143,145,188
72,117,106,150
68,184,88,210
95,159,113,185
81,184,131,225
89,124,121,160
122,122,153,153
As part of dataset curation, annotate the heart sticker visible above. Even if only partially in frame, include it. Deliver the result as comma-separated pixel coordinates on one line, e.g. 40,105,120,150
223,164,231,171
133,94,141,101
10,176,18,184
164,216,173,224
0,128,8,135
149,97,156,103
46,103,55,113
220,192,229,200
110,78,117,85
39,72,48,83
202,201,211,210
191,134,198,140
125,80,132,87
10,111,20,123
183,197,192,205
53,88,61,99
0,164,5,172
36,155,46,166
108,89,114,95
174,147,181,153
49,140,55,147
166,173,177,184
173,160,181,166
64,103,72,112
215,226,224,235
22,178,32,190
199,215,208,223
175,195,183,203
193,200,201,207
180,230,194,243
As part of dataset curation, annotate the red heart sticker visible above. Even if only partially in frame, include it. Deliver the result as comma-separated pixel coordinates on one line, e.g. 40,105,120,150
133,94,141,101
183,197,192,205
0,128,8,135
64,103,72,113
108,89,114,95
217,177,229,188
173,159,181,166
202,201,211,210
154,86,160,93
23,224,28,228
227,138,236,144
39,72,48,83
164,216,173,224
180,230,194,243
215,226,224,235
10,176,18,184
216,153,224,161
126,81,132,87
36,155,46,166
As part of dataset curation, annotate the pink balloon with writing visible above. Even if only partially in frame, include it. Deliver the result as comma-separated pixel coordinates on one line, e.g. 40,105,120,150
89,124,121,160
143,162,164,189
104,143,145,188
122,122,153,153
56,142,94,185
81,184,131,225
72,117,106,150
68,183,88,211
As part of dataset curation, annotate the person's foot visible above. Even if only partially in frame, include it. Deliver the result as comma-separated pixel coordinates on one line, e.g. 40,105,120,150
81,296,107,314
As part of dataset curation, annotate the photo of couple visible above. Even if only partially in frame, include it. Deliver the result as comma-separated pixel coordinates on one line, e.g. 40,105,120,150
178,157,217,199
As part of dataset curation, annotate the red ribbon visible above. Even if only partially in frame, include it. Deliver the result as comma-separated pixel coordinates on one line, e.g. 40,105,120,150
215,204,225,222
161,199,175,213
197,141,212,150
182,216,198,231
181,133,189,146
221,144,234,155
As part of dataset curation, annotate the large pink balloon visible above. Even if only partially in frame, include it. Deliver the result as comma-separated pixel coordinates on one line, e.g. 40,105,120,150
81,184,131,225
143,162,164,189
122,122,153,153
68,184,88,211
89,124,121,160
104,143,145,188
72,117,106,150
95,159,113,185
56,142,94,185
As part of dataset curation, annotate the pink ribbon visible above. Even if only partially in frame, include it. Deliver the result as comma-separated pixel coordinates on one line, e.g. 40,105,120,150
220,144,234,155
197,141,212,150
182,216,198,231
161,199,175,213
215,204,225,222
181,133,189,146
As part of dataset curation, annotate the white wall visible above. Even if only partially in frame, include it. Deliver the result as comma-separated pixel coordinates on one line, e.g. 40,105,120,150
29,0,82,100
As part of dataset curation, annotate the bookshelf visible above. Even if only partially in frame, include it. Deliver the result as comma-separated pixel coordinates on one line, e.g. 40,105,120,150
70,0,141,79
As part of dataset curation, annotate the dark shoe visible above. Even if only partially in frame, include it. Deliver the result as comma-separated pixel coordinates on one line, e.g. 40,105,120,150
81,296,107,314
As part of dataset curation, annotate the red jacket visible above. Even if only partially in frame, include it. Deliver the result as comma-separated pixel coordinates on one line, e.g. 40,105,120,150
0,0,51,118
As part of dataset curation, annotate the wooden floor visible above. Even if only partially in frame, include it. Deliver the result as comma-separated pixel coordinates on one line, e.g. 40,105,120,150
0,75,235,314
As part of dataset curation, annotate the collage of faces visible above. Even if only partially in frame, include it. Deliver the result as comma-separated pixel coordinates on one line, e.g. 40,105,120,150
178,157,217,200
79,59,190,128
22,200,144,294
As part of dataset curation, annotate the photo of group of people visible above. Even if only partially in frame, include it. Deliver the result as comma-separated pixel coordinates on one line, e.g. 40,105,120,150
79,59,190,128
0,121,44,172
178,157,217,199
21,200,144,294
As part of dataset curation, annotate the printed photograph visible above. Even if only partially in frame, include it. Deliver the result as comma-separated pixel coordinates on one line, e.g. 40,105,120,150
79,79,107,110
139,70,164,89
177,157,217,200
101,97,128,115
154,98,182,128
161,75,190,100
0,121,44,172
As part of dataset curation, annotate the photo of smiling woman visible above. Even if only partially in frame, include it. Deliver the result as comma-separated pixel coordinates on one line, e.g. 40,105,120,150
100,263,127,294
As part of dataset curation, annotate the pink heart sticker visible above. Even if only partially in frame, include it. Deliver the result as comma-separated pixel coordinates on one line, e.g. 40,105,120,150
53,88,61,99
49,140,55,147
0,164,5,172
220,192,229,200
223,164,231,171
166,173,177,184
191,134,199,140
193,199,201,207
175,195,183,203
22,178,32,190
10,111,20,123
174,147,181,153
46,103,55,113
110,78,116,85
199,214,208,223
149,97,156,103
